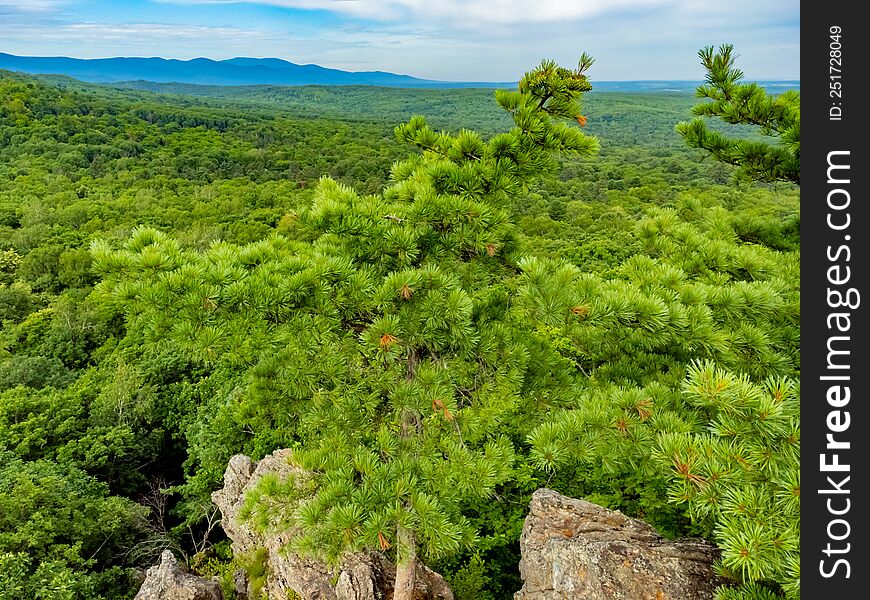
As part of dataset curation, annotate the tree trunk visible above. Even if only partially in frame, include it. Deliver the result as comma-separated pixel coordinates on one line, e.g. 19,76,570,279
393,523,417,600
395,372,419,600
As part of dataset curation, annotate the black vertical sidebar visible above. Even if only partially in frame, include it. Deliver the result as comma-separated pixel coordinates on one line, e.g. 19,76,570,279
802,1,869,597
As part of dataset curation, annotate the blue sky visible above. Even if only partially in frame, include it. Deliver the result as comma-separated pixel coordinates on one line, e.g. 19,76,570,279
0,1,800,81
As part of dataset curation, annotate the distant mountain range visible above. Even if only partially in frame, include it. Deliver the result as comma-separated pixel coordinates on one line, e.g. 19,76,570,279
0,52,495,88
0,52,799,92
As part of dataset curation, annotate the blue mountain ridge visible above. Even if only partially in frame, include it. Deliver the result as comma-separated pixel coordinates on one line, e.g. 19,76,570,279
0,52,479,87
0,52,799,91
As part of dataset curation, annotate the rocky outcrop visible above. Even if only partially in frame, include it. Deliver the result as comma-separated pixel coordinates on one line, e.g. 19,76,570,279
515,488,724,600
135,550,223,600
333,553,456,600
212,449,453,600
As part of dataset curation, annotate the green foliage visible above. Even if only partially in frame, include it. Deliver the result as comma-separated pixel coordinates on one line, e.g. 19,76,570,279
677,45,800,184
656,363,799,599
0,453,147,599
0,249,22,284
238,547,270,600
0,356,73,391
0,281,37,322
189,540,239,600
444,554,495,600
523,198,799,596
0,52,800,598
96,57,599,581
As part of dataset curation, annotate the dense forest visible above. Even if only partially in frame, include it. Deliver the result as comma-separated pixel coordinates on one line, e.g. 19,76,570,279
0,47,799,600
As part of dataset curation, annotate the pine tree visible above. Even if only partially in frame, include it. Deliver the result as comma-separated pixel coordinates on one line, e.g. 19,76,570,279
523,196,800,598
656,362,800,599
93,55,599,598
677,44,799,184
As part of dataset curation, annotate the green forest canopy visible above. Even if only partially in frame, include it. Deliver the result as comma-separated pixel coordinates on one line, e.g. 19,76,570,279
0,49,798,600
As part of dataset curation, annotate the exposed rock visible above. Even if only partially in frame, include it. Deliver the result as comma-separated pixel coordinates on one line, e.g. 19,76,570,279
232,569,249,600
135,550,222,600
334,553,455,600
515,488,724,600
212,449,453,600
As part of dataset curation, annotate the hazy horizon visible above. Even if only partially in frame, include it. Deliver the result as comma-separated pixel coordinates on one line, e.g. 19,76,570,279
0,50,801,84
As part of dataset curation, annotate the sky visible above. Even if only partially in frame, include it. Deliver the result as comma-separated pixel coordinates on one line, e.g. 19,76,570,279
0,0,800,81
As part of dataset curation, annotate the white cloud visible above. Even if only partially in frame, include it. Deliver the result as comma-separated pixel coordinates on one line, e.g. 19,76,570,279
158,0,671,25
2,21,288,57
0,0,66,10
1,0,799,80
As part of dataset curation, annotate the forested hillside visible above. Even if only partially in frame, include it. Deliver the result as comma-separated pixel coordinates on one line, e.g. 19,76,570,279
0,53,799,600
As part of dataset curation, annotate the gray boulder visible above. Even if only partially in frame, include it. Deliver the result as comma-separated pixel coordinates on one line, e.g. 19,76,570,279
135,550,222,600
514,488,725,600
